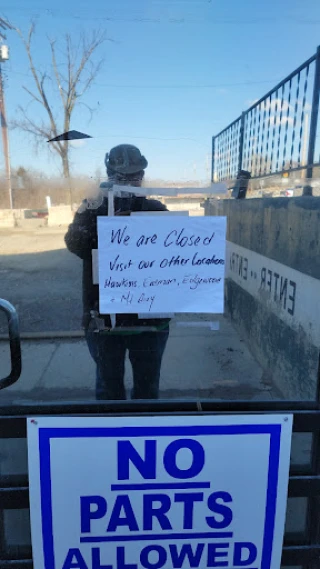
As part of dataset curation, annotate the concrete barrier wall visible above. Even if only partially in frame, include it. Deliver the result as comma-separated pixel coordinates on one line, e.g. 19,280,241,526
0,210,15,228
162,197,204,216
205,197,320,399
48,206,73,227
0,209,49,228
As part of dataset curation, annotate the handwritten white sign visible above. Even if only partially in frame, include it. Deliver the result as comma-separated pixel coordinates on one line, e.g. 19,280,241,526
98,217,226,314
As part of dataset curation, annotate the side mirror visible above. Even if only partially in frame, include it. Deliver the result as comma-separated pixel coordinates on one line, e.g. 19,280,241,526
0,299,21,389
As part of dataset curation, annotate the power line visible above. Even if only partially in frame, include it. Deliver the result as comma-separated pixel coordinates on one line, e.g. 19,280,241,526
7,69,281,89
2,6,320,26
10,133,212,146
93,79,282,89
94,135,209,145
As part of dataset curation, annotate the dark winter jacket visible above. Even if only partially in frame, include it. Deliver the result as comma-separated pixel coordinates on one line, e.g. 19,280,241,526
65,193,170,330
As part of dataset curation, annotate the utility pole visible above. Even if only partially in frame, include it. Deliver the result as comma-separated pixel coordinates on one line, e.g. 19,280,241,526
205,153,211,181
0,18,13,208
0,60,12,209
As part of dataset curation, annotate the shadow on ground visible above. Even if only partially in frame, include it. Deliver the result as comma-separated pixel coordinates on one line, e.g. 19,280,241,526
0,248,82,333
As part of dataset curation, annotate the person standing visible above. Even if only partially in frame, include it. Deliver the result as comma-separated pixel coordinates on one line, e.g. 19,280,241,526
65,144,170,400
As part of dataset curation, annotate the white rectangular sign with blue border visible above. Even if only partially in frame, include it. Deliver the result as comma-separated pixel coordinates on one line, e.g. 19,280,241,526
27,415,292,569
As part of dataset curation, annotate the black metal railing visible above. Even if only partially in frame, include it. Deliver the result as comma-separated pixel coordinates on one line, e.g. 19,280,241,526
212,46,320,184
0,300,21,390
0,400,319,568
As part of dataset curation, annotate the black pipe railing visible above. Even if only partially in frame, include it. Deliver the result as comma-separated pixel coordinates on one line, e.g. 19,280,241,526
212,47,320,185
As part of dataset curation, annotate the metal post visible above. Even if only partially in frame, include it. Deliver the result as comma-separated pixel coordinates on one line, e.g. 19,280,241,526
301,111,309,173
305,45,320,194
211,136,215,183
108,187,116,329
238,112,246,173
0,64,12,209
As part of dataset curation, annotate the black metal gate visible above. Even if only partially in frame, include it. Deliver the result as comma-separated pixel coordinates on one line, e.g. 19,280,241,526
1,303,320,568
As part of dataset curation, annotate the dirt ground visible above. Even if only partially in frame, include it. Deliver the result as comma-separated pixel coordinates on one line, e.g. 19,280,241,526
0,226,82,333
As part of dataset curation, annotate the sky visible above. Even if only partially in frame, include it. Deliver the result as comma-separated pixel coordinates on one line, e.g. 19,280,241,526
1,0,320,182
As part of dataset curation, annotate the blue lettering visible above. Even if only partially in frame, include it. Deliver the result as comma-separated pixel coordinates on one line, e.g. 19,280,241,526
207,543,229,567
117,547,137,569
174,493,203,529
164,230,177,247
62,549,88,569
143,494,172,530
206,492,233,529
92,548,113,569
233,542,257,566
140,545,167,569
107,496,139,532
169,543,204,568
163,439,205,479
118,441,156,480
81,496,107,533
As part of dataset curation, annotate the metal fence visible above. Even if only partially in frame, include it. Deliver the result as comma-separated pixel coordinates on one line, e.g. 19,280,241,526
212,46,320,184
1,301,320,567
0,400,320,568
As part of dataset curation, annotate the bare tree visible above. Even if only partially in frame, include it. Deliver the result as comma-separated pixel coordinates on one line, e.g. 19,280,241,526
12,23,106,177
0,16,13,40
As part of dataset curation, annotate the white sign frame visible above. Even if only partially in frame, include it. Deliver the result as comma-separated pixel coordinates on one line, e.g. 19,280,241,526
112,183,227,196
28,414,292,569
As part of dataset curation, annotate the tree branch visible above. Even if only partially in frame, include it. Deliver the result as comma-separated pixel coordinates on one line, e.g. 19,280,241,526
11,112,62,156
12,23,108,176
67,30,106,112
15,25,60,140
75,58,104,100
12,107,51,138
76,101,96,122
22,86,44,106
49,38,67,107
